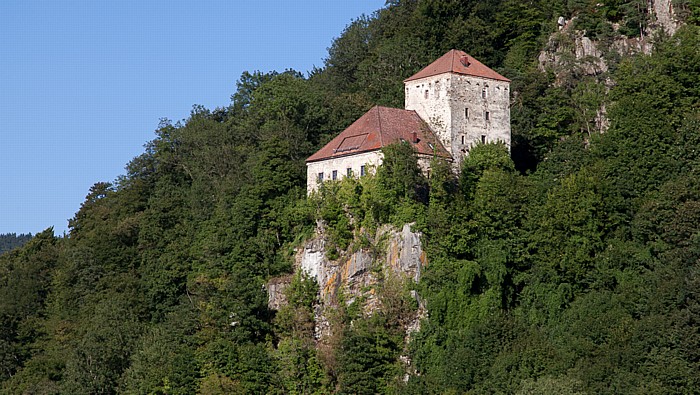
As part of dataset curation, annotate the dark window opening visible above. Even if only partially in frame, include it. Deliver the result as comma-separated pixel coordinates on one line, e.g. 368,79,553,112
481,135,486,144
465,107,469,119
461,135,465,145
485,111,490,121
347,168,352,177
317,172,324,182
332,170,337,180
360,165,366,176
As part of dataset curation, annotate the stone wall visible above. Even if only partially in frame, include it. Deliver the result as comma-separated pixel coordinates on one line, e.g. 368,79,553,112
405,73,511,169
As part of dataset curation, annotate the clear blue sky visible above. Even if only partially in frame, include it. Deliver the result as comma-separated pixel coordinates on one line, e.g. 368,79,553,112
0,0,385,236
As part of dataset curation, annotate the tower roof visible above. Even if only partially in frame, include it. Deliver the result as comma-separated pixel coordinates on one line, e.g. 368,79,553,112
306,106,450,163
404,49,510,83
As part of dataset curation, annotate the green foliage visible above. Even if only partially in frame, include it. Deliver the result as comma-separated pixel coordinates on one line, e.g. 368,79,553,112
460,142,515,198
311,144,429,260
336,316,402,395
0,233,32,256
0,230,56,382
120,306,200,394
2,3,699,394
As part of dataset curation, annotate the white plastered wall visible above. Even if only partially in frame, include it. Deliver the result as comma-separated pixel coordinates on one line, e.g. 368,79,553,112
306,151,383,195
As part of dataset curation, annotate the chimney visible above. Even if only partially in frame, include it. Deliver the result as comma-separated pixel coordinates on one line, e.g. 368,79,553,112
411,131,418,143
460,55,470,67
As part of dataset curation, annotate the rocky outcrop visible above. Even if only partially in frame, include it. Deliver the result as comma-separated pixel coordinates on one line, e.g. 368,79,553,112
383,224,426,283
295,223,426,304
651,0,680,35
536,2,683,135
267,223,428,338
539,1,682,79
266,275,291,311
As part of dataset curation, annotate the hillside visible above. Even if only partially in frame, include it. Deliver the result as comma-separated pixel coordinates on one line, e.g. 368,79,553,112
0,234,32,256
1,1,699,394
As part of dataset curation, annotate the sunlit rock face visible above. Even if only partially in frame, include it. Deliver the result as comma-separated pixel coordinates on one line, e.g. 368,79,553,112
539,2,683,80
267,223,428,339
296,223,425,302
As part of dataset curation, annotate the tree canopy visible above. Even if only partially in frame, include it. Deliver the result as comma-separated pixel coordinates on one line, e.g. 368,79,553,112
1,1,699,393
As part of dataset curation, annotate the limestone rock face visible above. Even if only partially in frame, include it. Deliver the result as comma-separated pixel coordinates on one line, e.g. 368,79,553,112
651,0,680,35
266,275,291,311
536,4,683,135
295,224,426,303
383,223,427,283
539,3,682,80
266,223,428,338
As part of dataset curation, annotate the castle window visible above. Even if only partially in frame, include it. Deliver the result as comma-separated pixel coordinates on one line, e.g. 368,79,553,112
485,111,490,121
481,135,486,144
332,170,337,180
461,135,465,145
317,172,324,182
424,90,429,99
482,87,488,99
360,165,366,176
347,168,352,177
465,107,469,120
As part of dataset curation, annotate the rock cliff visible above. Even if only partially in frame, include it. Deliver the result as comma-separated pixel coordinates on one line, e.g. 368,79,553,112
539,0,682,76
267,223,427,338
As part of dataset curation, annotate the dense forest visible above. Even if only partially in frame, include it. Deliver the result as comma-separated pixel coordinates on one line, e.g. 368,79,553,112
2,0,699,393
0,234,32,256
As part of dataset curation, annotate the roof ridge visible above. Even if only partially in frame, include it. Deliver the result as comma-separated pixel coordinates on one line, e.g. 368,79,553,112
305,106,451,163
404,49,510,83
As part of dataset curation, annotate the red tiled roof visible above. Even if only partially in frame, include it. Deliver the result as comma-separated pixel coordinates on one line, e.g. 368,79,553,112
306,106,450,163
404,49,510,83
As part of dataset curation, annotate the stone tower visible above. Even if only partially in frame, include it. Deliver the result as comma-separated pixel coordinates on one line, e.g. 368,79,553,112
404,49,511,168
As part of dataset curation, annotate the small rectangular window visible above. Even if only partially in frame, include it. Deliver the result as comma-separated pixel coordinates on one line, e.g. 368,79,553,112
424,90,429,99
461,136,465,145
317,172,324,182
332,170,337,180
360,165,366,176
485,111,490,121
482,87,488,99
465,108,469,119
481,135,486,144
347,168,352,177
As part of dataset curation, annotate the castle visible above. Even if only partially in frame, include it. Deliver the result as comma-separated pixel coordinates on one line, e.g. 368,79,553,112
306,49,511,194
